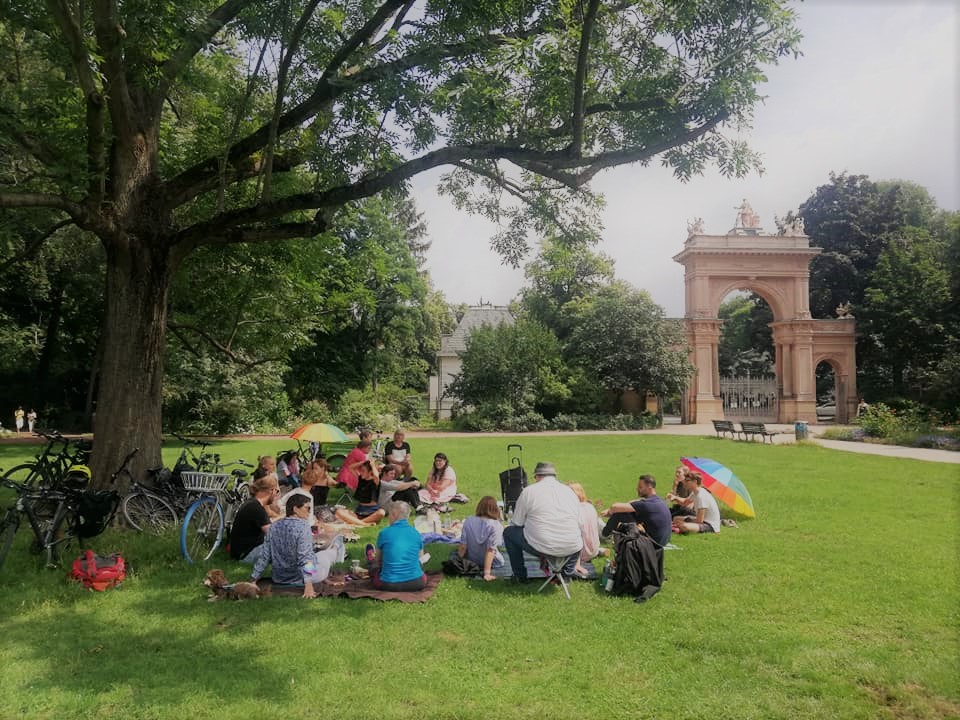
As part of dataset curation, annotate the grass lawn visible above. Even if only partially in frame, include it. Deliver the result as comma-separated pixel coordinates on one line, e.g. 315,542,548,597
0,435,957,720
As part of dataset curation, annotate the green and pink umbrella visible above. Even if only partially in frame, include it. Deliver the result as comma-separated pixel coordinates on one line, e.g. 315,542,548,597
680,457,756,518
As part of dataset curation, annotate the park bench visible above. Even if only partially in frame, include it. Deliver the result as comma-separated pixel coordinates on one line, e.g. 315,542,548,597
739,421,780,443
712,419,739,439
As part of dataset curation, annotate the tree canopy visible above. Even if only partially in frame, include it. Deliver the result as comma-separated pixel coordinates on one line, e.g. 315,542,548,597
0,0,802,485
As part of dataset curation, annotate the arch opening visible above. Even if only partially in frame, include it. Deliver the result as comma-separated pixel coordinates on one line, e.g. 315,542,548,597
718,291,777,421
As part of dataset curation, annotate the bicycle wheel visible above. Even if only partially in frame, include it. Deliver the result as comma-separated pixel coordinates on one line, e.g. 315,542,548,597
2,463,46,489
122,490,178,534
223,483,251,531
180,497,224,564
326,453,347,472
0,513,20,571
42,502,78,568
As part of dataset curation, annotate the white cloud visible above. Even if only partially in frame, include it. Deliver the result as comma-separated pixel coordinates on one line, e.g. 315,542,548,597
417,1,959,316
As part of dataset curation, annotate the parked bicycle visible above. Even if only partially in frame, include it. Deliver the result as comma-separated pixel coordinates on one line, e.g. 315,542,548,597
170,433,217,475
122,438,252,536
0,449,135,571
179,460,254,564
1,430,93,490
356,427,388,462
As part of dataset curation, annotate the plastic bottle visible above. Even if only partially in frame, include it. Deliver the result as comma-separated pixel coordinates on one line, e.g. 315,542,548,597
603,561,615,592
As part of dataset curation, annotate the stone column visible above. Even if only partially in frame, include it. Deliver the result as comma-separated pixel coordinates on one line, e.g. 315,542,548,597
686,318,724,422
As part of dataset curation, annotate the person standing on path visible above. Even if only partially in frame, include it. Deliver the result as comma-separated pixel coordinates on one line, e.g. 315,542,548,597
26,409,37,433
14,406,25,434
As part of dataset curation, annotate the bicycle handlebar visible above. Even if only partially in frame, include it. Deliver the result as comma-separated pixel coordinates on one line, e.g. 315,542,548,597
109,448,140,483
173,433,211,448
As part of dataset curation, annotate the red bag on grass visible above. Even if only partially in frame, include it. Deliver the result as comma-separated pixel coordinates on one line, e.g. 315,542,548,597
70,550,126,591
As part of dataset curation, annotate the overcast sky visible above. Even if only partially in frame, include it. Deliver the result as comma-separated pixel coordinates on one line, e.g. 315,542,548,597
413,0,959,317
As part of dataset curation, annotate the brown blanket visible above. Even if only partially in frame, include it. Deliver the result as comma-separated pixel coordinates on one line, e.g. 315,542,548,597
256,572,442,603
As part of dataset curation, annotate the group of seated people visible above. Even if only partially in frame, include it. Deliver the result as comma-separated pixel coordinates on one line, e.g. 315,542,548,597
456,462,723,584
228,430,460,596
227,428,723,597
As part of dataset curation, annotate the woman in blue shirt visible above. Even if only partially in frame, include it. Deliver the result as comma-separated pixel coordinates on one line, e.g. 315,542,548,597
369,500,426,591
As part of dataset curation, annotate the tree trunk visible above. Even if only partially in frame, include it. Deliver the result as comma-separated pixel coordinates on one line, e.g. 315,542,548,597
89,236,173,491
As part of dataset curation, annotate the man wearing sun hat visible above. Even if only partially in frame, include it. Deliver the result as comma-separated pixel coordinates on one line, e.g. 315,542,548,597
502,461,583,582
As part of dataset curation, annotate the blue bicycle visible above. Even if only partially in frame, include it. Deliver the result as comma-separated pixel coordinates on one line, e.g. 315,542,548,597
179,461,252,564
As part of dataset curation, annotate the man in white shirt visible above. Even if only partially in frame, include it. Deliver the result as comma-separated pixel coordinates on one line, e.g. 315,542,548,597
503,462,583,581
672,472,721,534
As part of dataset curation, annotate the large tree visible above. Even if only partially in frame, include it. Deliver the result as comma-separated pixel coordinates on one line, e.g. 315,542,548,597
860,229,951,397
0,1,801,486
567,281,692,399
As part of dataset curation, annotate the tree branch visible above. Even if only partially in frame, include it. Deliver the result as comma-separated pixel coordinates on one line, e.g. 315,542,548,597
157,0,256,102
175,106,729,251
45,0,107,200
0,192,86,217
92,0,136,140
0,218,75,272
451,161,582,244
167,321,288,368
263,0,324,202
321,0,408,80
164,27,544,207
0,107,59,167
569,0,601,158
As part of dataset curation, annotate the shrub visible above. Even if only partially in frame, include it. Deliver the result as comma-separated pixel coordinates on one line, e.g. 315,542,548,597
857,403,900,438
550,414,578,431
911,434,960,451
507,412,549,432
334,388,401,432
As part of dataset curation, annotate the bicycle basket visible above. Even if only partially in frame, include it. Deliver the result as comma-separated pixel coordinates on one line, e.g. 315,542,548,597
180,471,230,492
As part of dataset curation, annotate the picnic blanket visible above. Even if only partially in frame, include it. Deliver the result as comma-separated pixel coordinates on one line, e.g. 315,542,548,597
256,572,442,603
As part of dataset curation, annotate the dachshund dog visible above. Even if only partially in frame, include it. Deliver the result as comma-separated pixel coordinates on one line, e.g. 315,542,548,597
202,569,270,601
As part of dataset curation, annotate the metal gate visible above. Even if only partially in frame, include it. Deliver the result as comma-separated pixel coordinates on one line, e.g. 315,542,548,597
720,375,778,420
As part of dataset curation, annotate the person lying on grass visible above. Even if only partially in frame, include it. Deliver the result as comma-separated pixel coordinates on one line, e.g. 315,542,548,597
251,494,345,599
230,475,281,564
366,500,428,592
671,472,721,535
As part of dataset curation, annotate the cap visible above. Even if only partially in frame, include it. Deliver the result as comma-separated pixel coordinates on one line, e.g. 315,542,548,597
533,461,557,477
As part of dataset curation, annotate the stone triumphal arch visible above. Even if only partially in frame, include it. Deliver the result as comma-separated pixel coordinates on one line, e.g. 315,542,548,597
674,203,858,424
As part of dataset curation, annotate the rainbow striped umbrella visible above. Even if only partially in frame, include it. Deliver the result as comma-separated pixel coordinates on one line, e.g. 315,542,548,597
290,422,349,443
680,457,756,518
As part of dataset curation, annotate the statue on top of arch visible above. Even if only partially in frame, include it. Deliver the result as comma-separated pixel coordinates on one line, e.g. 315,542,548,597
686,217,704,239
736,199,756,227
732,199,761,234
782,215,805,236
